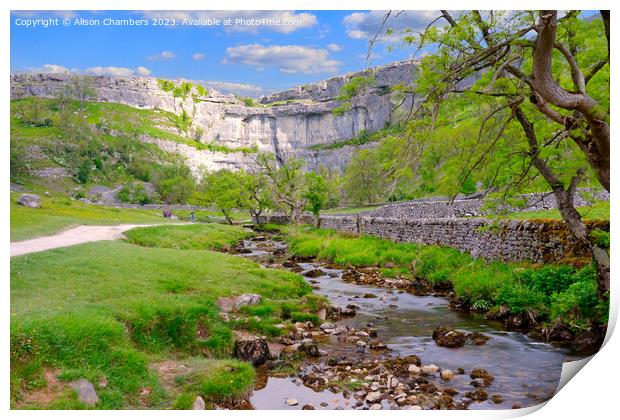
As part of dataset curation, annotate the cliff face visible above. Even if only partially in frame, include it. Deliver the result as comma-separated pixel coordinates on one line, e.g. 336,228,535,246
10,60,416,174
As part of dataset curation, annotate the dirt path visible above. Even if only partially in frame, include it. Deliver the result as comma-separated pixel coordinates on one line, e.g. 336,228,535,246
10,224,170,257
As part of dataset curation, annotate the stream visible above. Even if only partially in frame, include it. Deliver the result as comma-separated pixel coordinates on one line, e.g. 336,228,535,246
237,235,579,410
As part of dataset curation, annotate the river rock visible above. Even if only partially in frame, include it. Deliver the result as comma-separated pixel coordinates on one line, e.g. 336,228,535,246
432,327,466,348
369,403,382,410
421,364,439,375
408,364,421,374
366,391,382,404
234,336,270,365
298,341,320,357
192,396,205,410
303,268,327,278
466,332,491,345
302,404,315,410
440,369,455,381
71,379,99,406
286,398,299,406
465,388,488,402
17,193,41,208
320,322,336,331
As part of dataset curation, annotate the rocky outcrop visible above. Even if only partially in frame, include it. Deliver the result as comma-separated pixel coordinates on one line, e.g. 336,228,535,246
11,61,417,174
17,193,41,208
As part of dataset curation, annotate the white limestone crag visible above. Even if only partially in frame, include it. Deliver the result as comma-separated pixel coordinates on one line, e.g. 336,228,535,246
11,60,417,173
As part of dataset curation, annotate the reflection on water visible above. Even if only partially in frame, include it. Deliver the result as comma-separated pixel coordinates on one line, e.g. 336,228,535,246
244,240,578,410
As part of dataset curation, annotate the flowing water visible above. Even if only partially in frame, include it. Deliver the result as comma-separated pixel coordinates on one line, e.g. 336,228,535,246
239,237,579,410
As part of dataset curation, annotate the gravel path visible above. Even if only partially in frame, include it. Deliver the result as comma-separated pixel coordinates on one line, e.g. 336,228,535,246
10,224,165,257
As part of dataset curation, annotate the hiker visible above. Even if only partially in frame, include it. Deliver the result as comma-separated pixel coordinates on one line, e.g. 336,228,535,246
190,211,195,222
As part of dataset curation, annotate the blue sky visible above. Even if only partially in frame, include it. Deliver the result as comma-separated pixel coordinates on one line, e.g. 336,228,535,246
10,10,434,96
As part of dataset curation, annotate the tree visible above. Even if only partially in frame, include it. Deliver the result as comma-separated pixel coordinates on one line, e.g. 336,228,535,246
253,153,308,222
67,76,96,110
304,172,329,223
195,170,245,224
239,171,273,223
377,10,609,295
342,149,388,205
154,163,195,204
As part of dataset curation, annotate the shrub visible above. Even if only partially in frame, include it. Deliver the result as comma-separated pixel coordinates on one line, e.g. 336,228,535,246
496,283,546,315
76,160,92,184
518,266,578,297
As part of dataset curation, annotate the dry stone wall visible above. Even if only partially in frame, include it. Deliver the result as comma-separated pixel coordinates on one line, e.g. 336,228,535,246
354,217,607,264
257,211,609,264
368,189,610,219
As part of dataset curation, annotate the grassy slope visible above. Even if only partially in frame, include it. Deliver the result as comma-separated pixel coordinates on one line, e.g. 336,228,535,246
10,192,168,241
124,224,254,251
11,225,317,409
12,97,255,154
495,201,609,221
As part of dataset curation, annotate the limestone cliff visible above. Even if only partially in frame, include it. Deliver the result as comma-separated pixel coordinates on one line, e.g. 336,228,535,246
10,60,416,174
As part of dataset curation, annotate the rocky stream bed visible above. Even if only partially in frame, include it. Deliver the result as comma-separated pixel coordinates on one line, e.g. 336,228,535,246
228,233,584,410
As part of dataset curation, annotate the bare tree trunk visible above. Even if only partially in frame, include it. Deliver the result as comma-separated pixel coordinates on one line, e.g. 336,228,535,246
513,105,609,296
532,11,610,192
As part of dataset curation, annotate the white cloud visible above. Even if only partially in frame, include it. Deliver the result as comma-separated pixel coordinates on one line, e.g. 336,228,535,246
201,81,262,97
224,44,341,74
192,53,205,61
24,64,152,77
147,51,175,61
141,10,317,33
343,10,442,41
85,66,153,77
33,64,72,74
326,43,343,52
134,66,152,76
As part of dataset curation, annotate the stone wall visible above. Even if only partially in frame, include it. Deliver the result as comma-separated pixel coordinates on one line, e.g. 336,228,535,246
257,212,608,264
368,189,610,219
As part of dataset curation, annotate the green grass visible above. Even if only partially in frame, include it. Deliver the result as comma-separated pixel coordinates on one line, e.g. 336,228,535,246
493,201,609,221
124,224,254,251
285,226,608,331
172,358,255,407
10,192,169,241
322,205,382,215
11,237,316,408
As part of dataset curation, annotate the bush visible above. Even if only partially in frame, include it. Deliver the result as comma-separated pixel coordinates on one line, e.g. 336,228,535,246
76,160,92,184
158,175,194,203
496,283,546,315
518,266,577,297
117,183,152,205
549,275,607,327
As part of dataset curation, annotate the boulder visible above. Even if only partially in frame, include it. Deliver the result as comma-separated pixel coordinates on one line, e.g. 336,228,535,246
192,396,205,410
17,193,41,208
70,379,99,406
432,327,466,348
320,322,336,331
365,391,382,404
298,341,320,357
440,369,455,381
466,332,491,346
303,268,327,278
218,294,262,312
234,336,270,366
